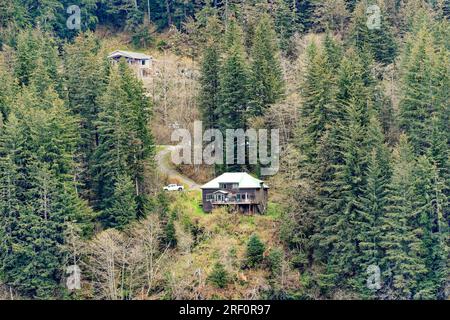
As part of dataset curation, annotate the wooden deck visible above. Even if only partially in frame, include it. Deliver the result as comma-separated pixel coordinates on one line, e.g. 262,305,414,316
210,199,257,205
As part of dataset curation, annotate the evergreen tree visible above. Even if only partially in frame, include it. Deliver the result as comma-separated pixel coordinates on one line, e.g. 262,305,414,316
380,135,427,299
217,21,250,172
323,32,343,71
318,99,369,290
274,0,298,55
207,262,229,288
0,66,17,123
224,18,244,49
295,0,316,31
314,50,376,292
249,14,285,116
399,27,435,155
286,38,341,271
348,2,397,64
199,45,221,129
246,234,265,268
14,29,41,86
14,29,60,89
426,37,449,184
92,66,130,210
11,163,65,298
93,60,154,225
267,247,283,278
353,117,392,296
426,115,449,184
0,88,92,298
297,42,337,162
163,215,177,249
156,191,170,220
410,155,447,299
218,37,249,132
64,32,107,200
335,49,373,108
378,134,447,299
399,22,449,234
0,115,23,286
117,61,154,209
103,173,137,230
23,0,62,31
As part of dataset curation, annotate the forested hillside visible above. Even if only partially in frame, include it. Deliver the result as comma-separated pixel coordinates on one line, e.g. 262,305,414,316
0,0,448,300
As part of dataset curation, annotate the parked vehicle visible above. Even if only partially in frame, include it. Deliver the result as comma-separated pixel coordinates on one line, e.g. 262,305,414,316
163,184,184,191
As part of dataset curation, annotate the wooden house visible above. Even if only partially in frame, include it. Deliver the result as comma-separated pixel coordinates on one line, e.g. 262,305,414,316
201,173,269,214
108,50,153,78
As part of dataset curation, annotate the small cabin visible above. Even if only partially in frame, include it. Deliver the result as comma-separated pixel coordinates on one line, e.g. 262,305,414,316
108,50,153,78
201,172,269,214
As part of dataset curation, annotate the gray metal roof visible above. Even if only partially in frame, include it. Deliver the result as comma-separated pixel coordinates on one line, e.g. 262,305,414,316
108,50,152,60
201,172,269,189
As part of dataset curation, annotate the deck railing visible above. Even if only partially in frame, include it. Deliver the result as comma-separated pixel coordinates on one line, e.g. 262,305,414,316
210,197,256,205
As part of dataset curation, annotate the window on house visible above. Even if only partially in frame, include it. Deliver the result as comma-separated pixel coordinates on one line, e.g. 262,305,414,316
141,60,146,66
232,183,239,189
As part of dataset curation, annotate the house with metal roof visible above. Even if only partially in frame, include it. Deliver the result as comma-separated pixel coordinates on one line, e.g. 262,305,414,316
108,50,153,78
201,172,269,214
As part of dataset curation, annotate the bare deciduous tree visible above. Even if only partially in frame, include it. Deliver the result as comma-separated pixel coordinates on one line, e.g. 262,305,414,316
85,215,170,300
86,229,125,300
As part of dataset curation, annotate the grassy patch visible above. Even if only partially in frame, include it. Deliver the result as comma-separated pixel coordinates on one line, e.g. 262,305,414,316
170,190,205,217
265,202,283,220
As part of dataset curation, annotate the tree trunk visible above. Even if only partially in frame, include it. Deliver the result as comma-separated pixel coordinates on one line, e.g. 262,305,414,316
165,0,172,26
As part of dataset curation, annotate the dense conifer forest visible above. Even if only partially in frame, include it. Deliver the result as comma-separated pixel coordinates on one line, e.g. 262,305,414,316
0,0,448,300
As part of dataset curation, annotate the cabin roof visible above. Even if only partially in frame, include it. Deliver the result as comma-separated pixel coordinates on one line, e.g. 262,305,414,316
108,50,152,60
201,172,269,189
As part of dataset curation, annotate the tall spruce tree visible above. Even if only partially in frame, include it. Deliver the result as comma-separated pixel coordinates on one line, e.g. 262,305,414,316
93,60,154,228
14,29,60,89
64,32,108,200
103,173,137,230
379,134,447,299
380,135,427,299
353,117,392,296
348,2,397,64
249,14,285,116
274,0,298,55
297,42,338,162
198,17,222,129
217,21,250,172
409,155,447,299
199,45,221,129
313,50,376,293
399,27,435,155
286,37,342,270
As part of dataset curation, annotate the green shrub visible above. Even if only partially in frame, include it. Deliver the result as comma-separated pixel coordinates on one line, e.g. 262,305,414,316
267,248,283,277
207,262,229,289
